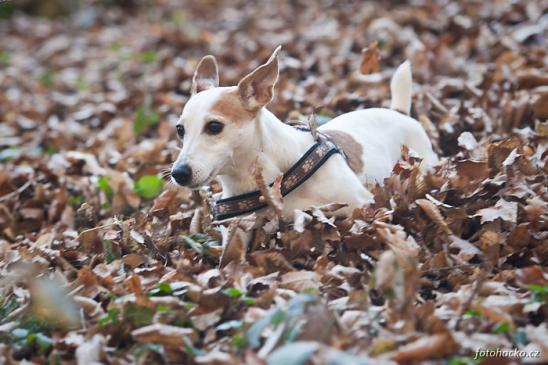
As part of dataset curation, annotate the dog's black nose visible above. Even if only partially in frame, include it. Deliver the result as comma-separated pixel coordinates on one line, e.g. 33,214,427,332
171,164,192,186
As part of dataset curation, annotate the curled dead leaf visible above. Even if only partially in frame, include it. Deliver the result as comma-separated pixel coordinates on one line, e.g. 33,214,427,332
392,333,457,363
360,41,380,75
132,323,197,348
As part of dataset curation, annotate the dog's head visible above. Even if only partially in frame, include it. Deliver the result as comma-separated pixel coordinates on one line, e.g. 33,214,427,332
171,46,281,188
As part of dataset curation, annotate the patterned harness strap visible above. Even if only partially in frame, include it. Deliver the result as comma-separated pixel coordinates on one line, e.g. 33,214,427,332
213,136,342,221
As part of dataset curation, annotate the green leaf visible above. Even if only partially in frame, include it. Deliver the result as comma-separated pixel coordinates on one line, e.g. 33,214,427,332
0,147,20,161
43,145,59,154
0,51,10,65
232,333,246,349
0,297,19,321
526,284,548,303
103,240,116,264
110,40,122,51
76,76,89,92
170,13,184,26
97,176,114,202
133,106,159,135
492,321,511,334
26,331,37,343
240,296,257,305
35,333,53,351
133,175,163,199
182,301,197,310
17,318,53,333
99,308,120,325
0,2,15,19
447,357,472,365
155,305,171,314
125,303,154,326
149,282,173,296
527,284,548,294
267,341,319,365
140,51,157,63
39,69,55,88
158,282,172,294
68,195,84,208
223,287,244,298
190,233,208,242
463,309,482,317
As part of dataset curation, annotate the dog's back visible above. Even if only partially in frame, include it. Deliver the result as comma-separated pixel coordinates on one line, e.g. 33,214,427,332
320,61,438,184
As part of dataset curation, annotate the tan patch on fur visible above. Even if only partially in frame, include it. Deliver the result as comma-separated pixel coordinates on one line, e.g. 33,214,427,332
324,130,364,174
210,89,256,124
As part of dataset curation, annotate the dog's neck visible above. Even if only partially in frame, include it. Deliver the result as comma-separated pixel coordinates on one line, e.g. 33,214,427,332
217,108,315,197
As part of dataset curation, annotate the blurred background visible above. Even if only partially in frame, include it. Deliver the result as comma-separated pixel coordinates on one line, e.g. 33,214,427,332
1,0,546,159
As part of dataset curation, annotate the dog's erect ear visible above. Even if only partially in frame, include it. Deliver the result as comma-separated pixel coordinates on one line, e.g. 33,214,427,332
238,46,281,110
191,55,219,95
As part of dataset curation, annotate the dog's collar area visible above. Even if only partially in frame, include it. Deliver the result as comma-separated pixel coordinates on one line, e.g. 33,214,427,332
213,136,342,221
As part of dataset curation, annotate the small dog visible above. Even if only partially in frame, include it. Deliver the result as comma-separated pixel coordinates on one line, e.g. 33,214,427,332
171,46,438,219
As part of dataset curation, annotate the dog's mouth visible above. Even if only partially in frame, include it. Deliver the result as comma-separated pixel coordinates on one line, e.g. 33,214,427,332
186,164,224,190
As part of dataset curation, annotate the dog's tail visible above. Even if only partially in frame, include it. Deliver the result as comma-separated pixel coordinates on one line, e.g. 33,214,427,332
390,61,412,115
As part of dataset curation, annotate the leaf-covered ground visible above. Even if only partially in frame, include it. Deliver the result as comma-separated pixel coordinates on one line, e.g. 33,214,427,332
0,1,547,364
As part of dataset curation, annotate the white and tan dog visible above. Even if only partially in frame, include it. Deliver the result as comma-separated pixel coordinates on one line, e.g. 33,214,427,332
171,46,438,219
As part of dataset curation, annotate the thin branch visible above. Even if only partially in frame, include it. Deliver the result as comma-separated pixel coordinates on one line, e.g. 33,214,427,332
0,181,32,202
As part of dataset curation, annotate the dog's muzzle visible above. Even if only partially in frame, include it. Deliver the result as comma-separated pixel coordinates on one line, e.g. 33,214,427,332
171,164,192,186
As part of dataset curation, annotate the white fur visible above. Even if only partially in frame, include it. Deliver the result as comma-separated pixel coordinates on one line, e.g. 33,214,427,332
173,61,437,219
217,108,374,217
390,60,412,115
320,108,438,185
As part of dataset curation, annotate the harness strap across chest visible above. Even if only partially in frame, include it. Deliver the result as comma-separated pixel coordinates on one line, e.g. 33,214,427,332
213,136,342,221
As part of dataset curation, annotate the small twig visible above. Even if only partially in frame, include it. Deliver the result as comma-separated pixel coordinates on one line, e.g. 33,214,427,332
425,91,449,114
0,181,32,202
307,113,319,141
4,303,29,322
191,189,203,207
421,263,478,274
68,284,85,297
416,199,452,235
254,163,283,218
77,221,118,240
454,263,492,330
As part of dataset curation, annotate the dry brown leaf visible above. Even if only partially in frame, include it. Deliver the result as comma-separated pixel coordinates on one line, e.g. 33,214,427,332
219,222,247,268
475,199,518,223
392,333,457,363
132,323,197,348
280,271,321,292
360,41,380,74
416,198,452,235
254,164,283,218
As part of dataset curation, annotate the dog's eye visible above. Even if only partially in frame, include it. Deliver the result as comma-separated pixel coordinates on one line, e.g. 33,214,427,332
205,121,224,135
176,125,185,138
